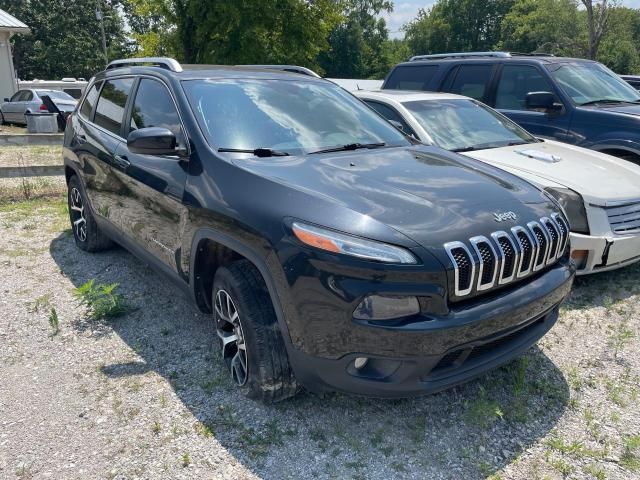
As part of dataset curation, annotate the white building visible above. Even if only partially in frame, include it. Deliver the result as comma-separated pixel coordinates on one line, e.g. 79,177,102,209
0,9,29,101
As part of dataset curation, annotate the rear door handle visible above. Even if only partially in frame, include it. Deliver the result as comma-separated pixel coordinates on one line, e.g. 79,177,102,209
114,154,130,169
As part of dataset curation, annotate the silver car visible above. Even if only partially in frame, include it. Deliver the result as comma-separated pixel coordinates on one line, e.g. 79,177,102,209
0,89,77,124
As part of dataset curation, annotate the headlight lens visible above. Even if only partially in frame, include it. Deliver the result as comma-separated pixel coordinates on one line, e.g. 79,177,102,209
292,222,418,264
544,187,589,234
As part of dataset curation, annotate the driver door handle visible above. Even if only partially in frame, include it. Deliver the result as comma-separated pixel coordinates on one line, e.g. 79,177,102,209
114,154,130,169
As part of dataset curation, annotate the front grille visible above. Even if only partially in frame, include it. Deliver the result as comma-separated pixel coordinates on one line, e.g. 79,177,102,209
603,201,640,235
444,213,568,299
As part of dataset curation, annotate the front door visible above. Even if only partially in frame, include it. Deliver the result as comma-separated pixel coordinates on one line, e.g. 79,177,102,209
494,64,575,143
115,77,189,273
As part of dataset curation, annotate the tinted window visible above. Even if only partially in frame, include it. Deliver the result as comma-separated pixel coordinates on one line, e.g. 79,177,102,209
9,91,23,102
365,100,417,137
21,91,34,101
385,65,439,90
496,65,555,110
94,78,134,135
445,65,494,100
129,79,185,146
182,79,409,156
63,88,83,99
80,82,101,119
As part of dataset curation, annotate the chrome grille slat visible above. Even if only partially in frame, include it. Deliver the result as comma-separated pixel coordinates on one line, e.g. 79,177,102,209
603,201,640,235
445,213,567,299
470,236,498,291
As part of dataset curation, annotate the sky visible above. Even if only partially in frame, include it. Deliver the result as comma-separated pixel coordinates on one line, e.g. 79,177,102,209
383,0,640,39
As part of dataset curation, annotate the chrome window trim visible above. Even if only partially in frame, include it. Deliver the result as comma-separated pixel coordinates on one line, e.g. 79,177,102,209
470,236,498,291
490,231,518,285
444,241,476,297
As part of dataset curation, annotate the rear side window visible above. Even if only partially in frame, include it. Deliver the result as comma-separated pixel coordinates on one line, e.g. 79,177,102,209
129,78,185,146
495,65,555,110
22,91,34,101
80,82,101,119
444,64,494,101
94,78,134,135
385,65,439,90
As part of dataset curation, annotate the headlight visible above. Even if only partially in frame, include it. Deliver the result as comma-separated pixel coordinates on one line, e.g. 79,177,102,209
292,222,418,264
543,187,589,234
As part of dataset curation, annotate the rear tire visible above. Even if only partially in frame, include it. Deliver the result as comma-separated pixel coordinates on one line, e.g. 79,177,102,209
67,175,113,252
212,260,298,403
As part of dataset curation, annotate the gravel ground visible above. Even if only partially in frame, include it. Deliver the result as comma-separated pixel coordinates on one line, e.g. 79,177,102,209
0,195,639,480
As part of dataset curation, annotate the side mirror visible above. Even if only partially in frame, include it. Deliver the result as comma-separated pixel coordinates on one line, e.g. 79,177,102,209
3,98,9,102
127,127,178,156
388,119,405,132
526,91,561,111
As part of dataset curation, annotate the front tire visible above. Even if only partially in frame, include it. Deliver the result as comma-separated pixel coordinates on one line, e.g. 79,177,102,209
67,175,113,252
213,260,298,403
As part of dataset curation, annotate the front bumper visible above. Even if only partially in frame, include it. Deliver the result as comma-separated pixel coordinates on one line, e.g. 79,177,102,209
283,257,574,397
570,231,640,274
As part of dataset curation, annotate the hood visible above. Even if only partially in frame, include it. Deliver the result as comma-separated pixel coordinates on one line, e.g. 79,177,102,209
234,145,559,250
465,140,640,206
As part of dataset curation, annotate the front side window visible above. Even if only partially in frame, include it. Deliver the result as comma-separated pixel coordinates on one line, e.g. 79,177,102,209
182,79,409,156
80,82,101,119
445,65,494,101
548,62,640,105
384,65,439,90
402,98,536,151
94,78,134,135
495,65,556,110
10,91,23,102
129,79,185,147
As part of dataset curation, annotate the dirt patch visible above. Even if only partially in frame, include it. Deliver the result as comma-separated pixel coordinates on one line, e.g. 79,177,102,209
0,197,639,479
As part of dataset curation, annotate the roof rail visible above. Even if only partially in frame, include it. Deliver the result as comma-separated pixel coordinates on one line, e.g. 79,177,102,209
509,52,555,57
409,52,512,61
106,57,183,72
238,65,321,78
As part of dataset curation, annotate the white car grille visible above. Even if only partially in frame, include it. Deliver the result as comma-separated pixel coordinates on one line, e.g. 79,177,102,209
604,201,640,235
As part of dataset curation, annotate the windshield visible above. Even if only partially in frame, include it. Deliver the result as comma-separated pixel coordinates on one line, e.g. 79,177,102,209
182,79,409,156
402,99,536,151
37,90,75,101
547,62,640,105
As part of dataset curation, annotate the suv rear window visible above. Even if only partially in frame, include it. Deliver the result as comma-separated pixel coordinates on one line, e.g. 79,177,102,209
94,78,134,136
444,64,494,101
385,65,439,90
80,83,101,119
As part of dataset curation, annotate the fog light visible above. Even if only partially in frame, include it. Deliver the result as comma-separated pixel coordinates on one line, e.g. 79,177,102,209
353,295,420,320
571,249,589,270
354,357,369,369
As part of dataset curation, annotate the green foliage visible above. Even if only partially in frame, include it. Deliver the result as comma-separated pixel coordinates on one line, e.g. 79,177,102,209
0,0,130,79
73,279,129,320
48,307,59,336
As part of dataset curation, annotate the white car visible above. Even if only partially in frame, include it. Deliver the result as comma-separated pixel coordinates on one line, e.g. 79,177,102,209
354,90,640,275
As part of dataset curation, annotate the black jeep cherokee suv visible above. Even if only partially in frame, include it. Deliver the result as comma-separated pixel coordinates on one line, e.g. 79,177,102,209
63,57,575,402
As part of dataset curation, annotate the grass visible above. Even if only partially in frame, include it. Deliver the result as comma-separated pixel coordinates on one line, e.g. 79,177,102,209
48,307,59,336
621,434,640,471
181,452,191,467
73,279,129,320
464,387,504,428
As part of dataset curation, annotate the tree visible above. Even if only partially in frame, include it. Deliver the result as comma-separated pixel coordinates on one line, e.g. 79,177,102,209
319,0,395,78
595,7,640,73
581,0,616,59
0,0,129,79
404,0,516,56
499,0,581,55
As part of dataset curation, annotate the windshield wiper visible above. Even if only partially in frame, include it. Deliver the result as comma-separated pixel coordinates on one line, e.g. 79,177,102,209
579,99,640,106
310,142,386,154
218,147,290,157
451,146,479,152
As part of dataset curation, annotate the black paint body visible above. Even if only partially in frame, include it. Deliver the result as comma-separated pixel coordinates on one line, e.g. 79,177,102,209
63,65,575,397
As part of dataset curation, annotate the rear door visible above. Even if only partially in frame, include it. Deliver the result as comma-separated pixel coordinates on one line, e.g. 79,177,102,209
74,78,134,226
115,77,189,272
493,64,574,143
19,90,35,122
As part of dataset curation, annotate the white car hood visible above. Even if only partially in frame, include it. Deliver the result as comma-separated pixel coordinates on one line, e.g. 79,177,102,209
465,140,640,206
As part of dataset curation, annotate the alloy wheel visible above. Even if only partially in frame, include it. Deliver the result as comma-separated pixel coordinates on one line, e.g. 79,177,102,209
214,289,249,386
69,187,87,242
